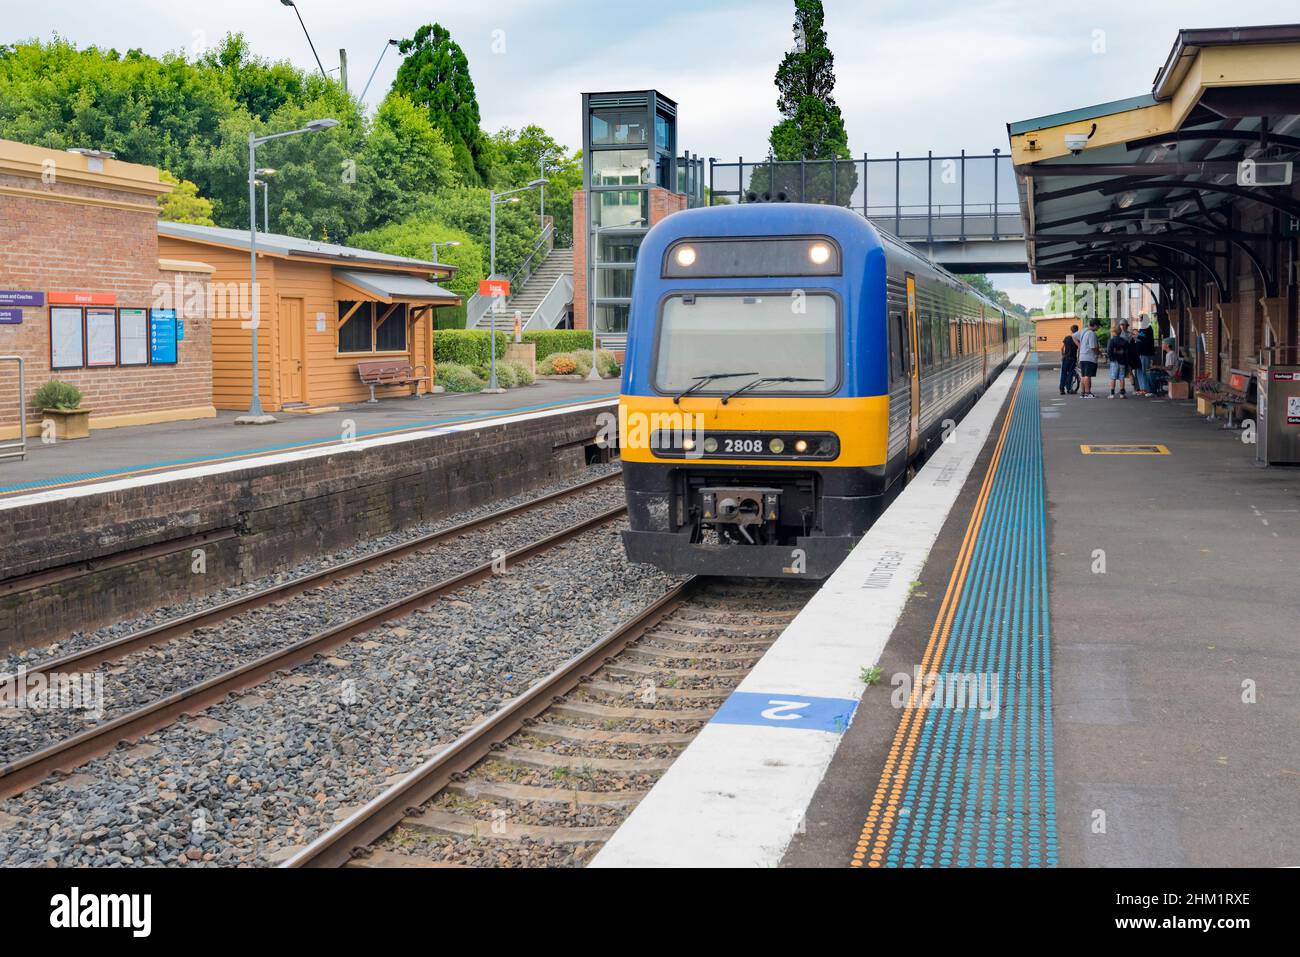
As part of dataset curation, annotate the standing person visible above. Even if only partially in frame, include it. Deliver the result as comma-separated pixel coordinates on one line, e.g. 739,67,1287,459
1107,324,1130,399
1124,321,1144,395
1078,319,1101,398
1137,321,1156,396
1060,323,1079,395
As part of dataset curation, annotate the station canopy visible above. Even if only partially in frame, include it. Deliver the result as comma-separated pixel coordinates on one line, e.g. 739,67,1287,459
1007,24,1300,298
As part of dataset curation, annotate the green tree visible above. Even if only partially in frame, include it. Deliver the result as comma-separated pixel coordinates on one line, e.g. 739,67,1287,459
362,93,460,232
157,169,215,225
759,0,856,205
392,24,489,186
486,125,583,244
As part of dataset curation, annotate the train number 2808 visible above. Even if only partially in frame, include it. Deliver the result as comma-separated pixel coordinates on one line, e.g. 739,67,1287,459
722,438,765,454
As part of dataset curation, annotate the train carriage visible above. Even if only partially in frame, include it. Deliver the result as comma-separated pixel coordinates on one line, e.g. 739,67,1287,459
618,202,1016,579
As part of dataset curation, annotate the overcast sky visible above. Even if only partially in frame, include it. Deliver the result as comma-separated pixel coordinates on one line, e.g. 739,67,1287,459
8,0,1297,306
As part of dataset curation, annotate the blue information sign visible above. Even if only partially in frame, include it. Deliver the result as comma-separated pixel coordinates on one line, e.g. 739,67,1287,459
149,309,178,365
709,691,858,734
0,308,22,324
0,290,44,307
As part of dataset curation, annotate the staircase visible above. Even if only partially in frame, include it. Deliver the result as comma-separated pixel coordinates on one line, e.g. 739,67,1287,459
472,246,573,330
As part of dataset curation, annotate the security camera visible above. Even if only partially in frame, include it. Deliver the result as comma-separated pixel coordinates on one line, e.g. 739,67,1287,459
1064,132,1090,154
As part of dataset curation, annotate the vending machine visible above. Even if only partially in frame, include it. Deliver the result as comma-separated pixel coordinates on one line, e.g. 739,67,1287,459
1257,356,1300,466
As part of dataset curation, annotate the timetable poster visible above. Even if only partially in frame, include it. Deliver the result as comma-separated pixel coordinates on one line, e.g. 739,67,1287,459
50,306,85,369
86,307,118,367
149,309,178,365
119,308,148,366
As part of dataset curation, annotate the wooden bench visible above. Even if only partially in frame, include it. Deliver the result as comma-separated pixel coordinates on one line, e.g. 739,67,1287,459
1199,369,1256,428
356,359,431,403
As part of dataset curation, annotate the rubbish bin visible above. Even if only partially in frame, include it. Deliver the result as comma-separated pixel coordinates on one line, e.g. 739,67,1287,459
1257,355,1300,466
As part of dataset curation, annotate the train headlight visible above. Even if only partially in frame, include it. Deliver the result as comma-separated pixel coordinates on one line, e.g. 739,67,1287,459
769,438,786,454
809,243,832,266
675,245,697,268
794,439,810,454
682,437,696,452
703,437,719,453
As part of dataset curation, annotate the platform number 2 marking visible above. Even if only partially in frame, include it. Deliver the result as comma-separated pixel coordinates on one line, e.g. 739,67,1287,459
761,700,811,722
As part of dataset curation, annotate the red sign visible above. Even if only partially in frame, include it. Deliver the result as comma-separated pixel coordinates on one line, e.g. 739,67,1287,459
48,291,117,306
479,279,510,298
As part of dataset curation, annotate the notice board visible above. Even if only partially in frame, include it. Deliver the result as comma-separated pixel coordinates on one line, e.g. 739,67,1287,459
86,307,118,367
50,306,85,369
149,309,178,365
119,308,148,366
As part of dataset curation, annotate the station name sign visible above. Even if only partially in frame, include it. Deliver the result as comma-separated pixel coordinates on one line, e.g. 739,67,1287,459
479,279,510,298
49,291,117,306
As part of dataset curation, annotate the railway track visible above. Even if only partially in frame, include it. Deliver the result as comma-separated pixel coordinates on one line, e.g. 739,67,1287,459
284,577,814,869
0,470,626,801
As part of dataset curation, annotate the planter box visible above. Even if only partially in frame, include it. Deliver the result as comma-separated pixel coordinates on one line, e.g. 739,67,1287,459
42,407,90,440
1195,394,1215,413
1167,381,1191,400
505,341,537,374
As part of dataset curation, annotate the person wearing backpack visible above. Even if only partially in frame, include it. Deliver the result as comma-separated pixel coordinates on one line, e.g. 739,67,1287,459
1060,324,1079,395
1107,325,1130,399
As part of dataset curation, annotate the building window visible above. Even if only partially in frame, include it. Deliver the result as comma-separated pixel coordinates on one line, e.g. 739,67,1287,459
595,190,649,228
592,149,650,186
595,303,631,334
655,113,673,151
596,266,635,299
339,301,373,353
375,304,408,352
591,109,648,147
337,301,409,354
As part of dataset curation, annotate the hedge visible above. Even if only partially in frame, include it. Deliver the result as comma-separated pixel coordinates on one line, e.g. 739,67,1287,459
433,330,509,366
522,330,594,361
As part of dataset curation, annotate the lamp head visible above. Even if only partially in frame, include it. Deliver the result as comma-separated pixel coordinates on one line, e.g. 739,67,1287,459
306,118,340,133
527,178,548,188
280,0,295,6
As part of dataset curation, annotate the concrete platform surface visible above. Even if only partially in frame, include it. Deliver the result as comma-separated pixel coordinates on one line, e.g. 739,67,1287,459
0,380,618,496
782,367,1299,868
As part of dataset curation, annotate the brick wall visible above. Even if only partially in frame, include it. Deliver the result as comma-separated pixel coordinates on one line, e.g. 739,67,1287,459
0,165,213,435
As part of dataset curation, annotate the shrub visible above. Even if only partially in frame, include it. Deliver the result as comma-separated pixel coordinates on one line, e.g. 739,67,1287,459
549,355,577,375
597,350,621,378
34,380,82,410
436,362,485,393
433,330,508,367
492,361,518,388
506,360,534,386
522,329,594,362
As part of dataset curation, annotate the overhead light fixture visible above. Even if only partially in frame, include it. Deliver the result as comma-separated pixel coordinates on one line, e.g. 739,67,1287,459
1117,191,1138,209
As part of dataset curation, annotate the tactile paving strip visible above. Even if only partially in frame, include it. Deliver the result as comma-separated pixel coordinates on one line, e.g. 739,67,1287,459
855,364,1058,868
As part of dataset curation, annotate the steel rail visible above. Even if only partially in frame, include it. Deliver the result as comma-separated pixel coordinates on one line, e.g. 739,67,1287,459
282,576,702,868
10,470,623,683
0,502,629,800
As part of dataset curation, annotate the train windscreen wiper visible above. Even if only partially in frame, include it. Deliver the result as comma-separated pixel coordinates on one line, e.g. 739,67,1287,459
672,372,759,404
720,376,823,405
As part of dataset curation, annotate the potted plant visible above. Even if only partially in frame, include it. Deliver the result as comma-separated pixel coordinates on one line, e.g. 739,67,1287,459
35,380,90,440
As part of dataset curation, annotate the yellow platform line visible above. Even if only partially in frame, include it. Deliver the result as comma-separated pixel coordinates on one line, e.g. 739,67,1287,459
852,365,1026,868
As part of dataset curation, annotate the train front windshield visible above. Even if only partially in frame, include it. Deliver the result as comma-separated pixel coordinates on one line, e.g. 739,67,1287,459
653,293,839,395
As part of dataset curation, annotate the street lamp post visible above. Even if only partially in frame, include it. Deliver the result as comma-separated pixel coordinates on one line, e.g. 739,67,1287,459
487,179,547,393
430,240,461,264
279,0,327,78
254,169,275,232
359,39,400,105
238,118,339,425
587,218,645,381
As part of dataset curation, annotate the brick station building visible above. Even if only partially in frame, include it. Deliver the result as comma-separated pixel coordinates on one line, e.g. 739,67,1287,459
0,137,213,440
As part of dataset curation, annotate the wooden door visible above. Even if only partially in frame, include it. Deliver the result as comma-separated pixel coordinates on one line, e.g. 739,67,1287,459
279,296,305,405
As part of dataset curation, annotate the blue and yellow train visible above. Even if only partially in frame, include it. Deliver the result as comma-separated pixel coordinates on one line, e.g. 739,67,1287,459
618,202,1017,579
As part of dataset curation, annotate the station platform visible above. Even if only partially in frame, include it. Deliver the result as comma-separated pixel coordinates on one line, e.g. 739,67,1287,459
0,380,618,498
597,354,1299,868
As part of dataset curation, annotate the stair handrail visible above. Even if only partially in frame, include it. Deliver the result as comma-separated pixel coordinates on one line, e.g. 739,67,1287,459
505,223,556,297
524,273,575,331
